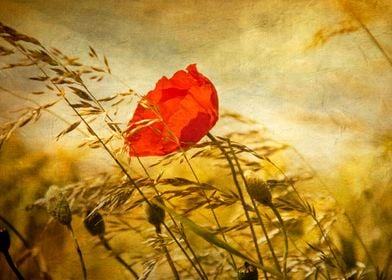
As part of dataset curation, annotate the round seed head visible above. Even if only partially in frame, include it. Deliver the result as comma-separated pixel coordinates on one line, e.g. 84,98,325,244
246,175,272,206
0,227,11,254
145,196,165,229
238,262,258,280
45,185,72,226
84,211,105,236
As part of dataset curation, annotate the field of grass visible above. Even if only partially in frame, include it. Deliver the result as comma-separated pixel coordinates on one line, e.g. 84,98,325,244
0,21,391,280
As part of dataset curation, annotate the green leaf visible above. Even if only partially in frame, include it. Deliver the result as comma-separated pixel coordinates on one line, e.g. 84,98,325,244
156,202,282,277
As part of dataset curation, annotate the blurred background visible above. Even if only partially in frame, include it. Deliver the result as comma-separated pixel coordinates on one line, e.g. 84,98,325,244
0,0,391,279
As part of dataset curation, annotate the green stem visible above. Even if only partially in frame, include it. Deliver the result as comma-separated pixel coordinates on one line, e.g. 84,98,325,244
134,158,208,279
264,157,347,279
15,44,206,279
225,141,272,280
269,204,288,279
253,206,281,274
181,150,237,272
207,133,268,276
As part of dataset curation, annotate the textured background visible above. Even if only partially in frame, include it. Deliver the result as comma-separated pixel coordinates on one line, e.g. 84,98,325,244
1,0,391,171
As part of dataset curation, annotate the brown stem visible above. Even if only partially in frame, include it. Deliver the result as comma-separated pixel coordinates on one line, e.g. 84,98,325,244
156,226,180,280
67,225,87,280
3,250,25,280
99,235,139,279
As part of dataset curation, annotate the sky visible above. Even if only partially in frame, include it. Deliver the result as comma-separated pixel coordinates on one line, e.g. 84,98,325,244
0,0,391,172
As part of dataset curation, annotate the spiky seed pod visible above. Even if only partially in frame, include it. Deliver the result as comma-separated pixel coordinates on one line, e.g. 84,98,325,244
238,262,258,280
145,196,165,233
45,185,72,226
0,227,10,254
84,211,105,236
246,175,272,206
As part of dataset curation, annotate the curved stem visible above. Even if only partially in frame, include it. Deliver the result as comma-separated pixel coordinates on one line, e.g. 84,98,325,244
134,157,208,279
0,216,30,249
253,206,281,274
289,146,377,271
264,157,347,279
161,222,206,279
225,141,272,280
207,133,268,275
3,250,25,280
99,235,138,279
12,44,206,279
181,150,237,272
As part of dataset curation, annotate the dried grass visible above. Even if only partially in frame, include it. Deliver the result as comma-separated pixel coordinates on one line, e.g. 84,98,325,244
0,22,388,279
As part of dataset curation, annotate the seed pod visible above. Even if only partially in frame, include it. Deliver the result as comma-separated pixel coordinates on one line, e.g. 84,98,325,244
145,196,165,233
0,227,10,254
238,262,258,280
45,185,72,226
84,211,105,236
246,175,272,206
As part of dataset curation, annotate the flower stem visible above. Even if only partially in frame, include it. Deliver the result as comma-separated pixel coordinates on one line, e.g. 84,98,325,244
224,143,280,278
67,225,87,280
181,150,238,272
99,235,139,279
13,44,205,279
252,205,281,275
0,216,30,250
269,204,288,279
3,250,25,280
207,133,268,275
264,157,347,279
134,159,208,279
156,227,180,280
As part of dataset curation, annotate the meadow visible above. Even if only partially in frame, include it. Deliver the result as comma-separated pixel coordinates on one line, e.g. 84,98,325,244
0,21,391,280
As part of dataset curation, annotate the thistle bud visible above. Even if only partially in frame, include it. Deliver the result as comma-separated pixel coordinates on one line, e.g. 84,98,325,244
145,196,165,233
45,185,72,226
0,227,10,254
84,211,105,236
246,175,272,206
238,262,258,280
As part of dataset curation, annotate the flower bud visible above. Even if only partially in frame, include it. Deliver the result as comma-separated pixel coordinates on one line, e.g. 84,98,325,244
45,185,72,226
0,227,10,254
238,262,258,280
246,175,272,206
145,196,165,233
84,211,105,236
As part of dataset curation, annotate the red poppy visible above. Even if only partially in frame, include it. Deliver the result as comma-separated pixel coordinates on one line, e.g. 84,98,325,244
125,64,219,156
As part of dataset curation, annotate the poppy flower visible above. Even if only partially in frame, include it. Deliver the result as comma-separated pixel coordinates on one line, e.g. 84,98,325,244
125,64,219,156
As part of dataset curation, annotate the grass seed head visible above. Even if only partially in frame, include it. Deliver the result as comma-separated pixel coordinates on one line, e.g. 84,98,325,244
45,185,72,226
246,174,272,206
0,227,11,254
84,211,105,236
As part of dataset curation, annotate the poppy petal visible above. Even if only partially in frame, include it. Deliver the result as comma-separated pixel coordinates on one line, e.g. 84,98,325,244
125,64,219,156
